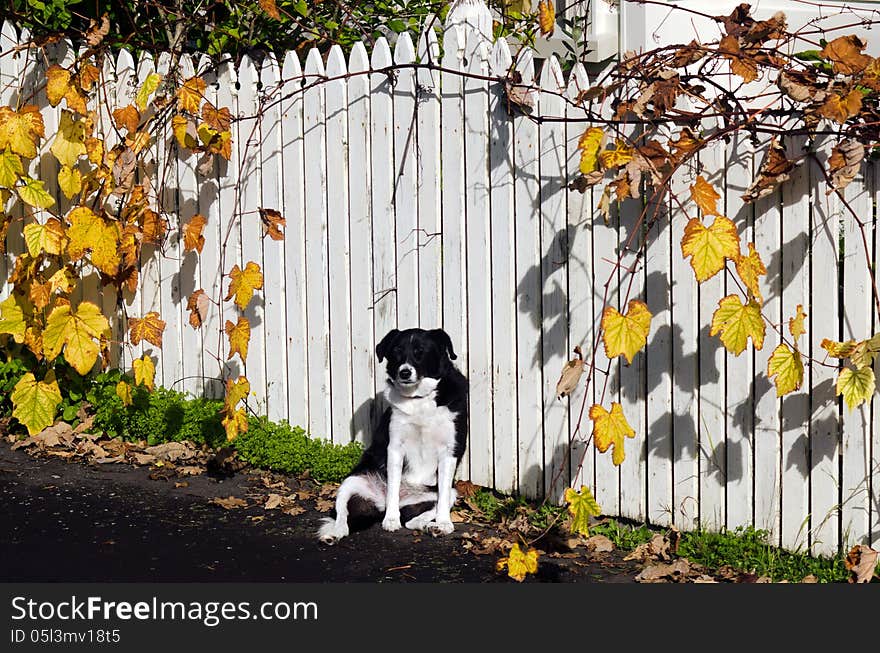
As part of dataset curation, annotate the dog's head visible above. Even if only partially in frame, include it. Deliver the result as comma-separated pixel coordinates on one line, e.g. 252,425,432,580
375,328,457,394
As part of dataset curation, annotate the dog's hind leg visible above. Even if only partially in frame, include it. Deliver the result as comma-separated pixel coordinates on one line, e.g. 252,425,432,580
404,507,436,530
317,475,385,545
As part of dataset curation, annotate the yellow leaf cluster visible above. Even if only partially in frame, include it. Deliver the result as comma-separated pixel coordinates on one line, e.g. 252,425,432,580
12,371,62,435
710,294,765,356
42,302,110,375
496,543,539,582
680,215,740,282
564,485,601,536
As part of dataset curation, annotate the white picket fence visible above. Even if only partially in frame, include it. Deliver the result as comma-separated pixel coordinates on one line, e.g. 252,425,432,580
1,12,879,557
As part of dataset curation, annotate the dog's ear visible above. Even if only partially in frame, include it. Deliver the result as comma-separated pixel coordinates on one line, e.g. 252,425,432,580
375,329,401,362
429,328,457,360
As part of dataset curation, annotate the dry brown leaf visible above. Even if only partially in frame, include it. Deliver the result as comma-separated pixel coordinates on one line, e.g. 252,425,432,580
131,452,156,466
144,441,197,462
264,493,285,510
454,479,480,499
635,558,692,583
585,534,614,553
211,496,247,510
844,544,879,583
828,139,865,192
801,574,818,583
85,14,110,47
176,465,204,476
556,345,585,400
174,481,189,489
742,138,794,203
259,208,286,241
282,504,306,517
315,498,335,512
821,35,872,75
33,422,74,448
187,289,210,329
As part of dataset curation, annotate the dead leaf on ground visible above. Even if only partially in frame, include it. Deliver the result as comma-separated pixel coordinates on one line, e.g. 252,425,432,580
635,558,693,583
315,498,335,512
131,452,157,466
585,534,614,553
318,483,339,498
144,441,198,462
844,544,879,583
34,422,74,448
174,481,189,489
211,496,248,510
454,479,480,499
282,504,305,517
264,493,286,510
624,529,678,562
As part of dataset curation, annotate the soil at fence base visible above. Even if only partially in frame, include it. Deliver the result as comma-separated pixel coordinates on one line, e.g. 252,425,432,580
0,440,641,583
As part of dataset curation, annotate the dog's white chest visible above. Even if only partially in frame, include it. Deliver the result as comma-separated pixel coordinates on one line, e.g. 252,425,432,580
385,387,458,486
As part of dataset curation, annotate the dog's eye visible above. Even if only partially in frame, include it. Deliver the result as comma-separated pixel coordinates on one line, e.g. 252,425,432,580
412,347,423,359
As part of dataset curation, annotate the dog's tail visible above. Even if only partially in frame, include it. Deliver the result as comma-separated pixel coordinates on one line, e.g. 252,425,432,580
317,517,348,545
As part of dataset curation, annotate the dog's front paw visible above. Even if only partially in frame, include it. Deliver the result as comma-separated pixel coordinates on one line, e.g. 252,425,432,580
382,515,402,532
426,520,454,537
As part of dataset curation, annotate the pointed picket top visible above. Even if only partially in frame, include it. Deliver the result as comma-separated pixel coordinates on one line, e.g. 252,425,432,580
566,62,591,101
260,51,281,93
538,54,566,94
326,44,347,77
371,36,392,70
349,40,369,74
282,49,303,82
304,46,325,77
196,53,213,79
238,54,258,109
136,50,155,80
465,28,489,72
441,25,462,70
417,14,441,64
114,48,136,106
1,20,17,49
446,0,493,43
394,31,416,65
179,53,195,83
490,34,513,77
157,51,172,78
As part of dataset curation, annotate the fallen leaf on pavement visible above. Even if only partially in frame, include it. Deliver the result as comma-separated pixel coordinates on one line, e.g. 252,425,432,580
585,534,614,553
635,558,693,583
845,544,879,583
315,498,335,512
211,496,248,510
144,441,198,462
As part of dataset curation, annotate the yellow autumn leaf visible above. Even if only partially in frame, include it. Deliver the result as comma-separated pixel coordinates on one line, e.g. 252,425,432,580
225,375,251,409
578,127,604,174
680,215,740,282
50,110,87,168
710,294,765,356
11,371,62,435
767,343,804,397
23,218,66,257
225,261,264,310
822,338,857,359
45,64,71,107
177,76,207,113
537,0,555,36
116,380,133,407
690,175,721,216
225,317,251,363
837,366,875,410
17,177,55,209
0,105,44,159
734,242,766,303
495,543,539,582
133,354,156,391
172,115,199,150
589,402,636,466
222,407,249,442
789,304,806,342
135,73,163,111
0,293,30,343
183,214,207,253
67,206,121,275
564,485,601,536
58,165,82,199
601,299,652,365
42,301,110,375
0,149,23,187
598,139,634,169
197,122,232,160
112,104,140,133
129,311,166,348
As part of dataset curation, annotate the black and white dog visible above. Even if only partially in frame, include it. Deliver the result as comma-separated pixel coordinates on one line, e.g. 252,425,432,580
317,328,468,544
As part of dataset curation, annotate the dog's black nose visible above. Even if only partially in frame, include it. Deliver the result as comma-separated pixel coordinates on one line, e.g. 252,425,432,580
399,368,412,380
